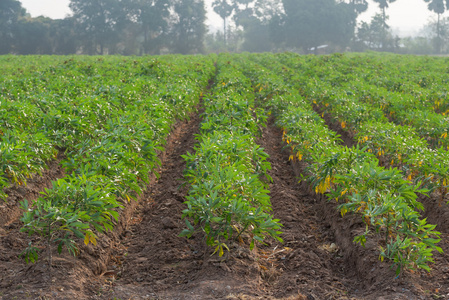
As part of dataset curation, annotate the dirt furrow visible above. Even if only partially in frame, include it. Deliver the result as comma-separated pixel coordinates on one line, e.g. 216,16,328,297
0,113,208,299
96,108,212,299
100,114,379,299
254,118,353,299
0,153,66,230
312,106,449,299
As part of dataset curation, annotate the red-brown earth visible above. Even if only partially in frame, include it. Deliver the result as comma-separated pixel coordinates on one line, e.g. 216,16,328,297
1,102,449,299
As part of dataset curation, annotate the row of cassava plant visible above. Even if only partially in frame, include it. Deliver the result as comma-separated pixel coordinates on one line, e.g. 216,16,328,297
283,53,449,150
180,54,282,256
0,55,213,199
18,55,217,264
271,53,449,205
241,53,442,276
343,53,449,115
288,53,449,115
343,80,449,150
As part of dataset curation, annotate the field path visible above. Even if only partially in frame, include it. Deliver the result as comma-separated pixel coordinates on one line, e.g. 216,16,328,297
253,118,353,298
97,114,360,299
98,107,207,299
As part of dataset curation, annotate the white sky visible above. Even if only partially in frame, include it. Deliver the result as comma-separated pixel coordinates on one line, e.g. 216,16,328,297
19,0,445,37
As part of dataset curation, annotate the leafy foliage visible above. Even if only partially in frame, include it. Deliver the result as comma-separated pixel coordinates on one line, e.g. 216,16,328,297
180,54,282,255
243,52,443,276
0,55,215,264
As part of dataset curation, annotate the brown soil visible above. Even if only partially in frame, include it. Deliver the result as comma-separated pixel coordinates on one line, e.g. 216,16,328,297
313,105,449,298
0,154,66,230
93,117,449,300
103,117,446,299
0,114,204,300
2,103,449,299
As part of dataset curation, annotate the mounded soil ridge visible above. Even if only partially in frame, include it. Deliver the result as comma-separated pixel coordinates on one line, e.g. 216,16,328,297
0,113,204,299
2,79,449,300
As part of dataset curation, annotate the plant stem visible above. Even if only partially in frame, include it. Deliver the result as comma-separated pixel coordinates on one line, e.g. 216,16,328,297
47,219,52,284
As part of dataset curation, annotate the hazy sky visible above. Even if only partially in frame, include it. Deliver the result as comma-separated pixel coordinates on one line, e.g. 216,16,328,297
19,0,445,37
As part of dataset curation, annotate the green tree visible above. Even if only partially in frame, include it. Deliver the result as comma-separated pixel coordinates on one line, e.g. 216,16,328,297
347,0,368,14
128,0,171,54
356,13,397,51
212,0,235,47
50,18,78,55
0,0,26,54
234,0,283,28
69,0,128,54
233,0,253,29
357,14,385,49
424,0,449,53
234,0,283,52
282,0,356,52
14,16,53,55
372,0,397,50
400,36,433,55
170,0,207,54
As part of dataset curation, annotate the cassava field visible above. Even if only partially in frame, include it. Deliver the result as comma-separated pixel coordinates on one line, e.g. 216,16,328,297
1,53,449,299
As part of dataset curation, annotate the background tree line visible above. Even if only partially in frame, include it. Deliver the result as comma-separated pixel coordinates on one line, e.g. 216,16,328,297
1,0,448,55
1,0,206,55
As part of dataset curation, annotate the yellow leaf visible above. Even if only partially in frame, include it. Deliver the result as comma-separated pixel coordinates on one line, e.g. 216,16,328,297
84,234,89,246
126,195,131,202
259,265,268,271
90,233,97,246
341,121,346,129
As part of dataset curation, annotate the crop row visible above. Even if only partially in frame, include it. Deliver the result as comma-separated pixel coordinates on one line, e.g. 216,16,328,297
318,53,449,115
14,55,216,263
1,56,212,196
349,82,449,149
361,54,449,115
270,53,449,206
300,53,449,149
239,53,442,275
266,54,449,148
180,54,282,255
